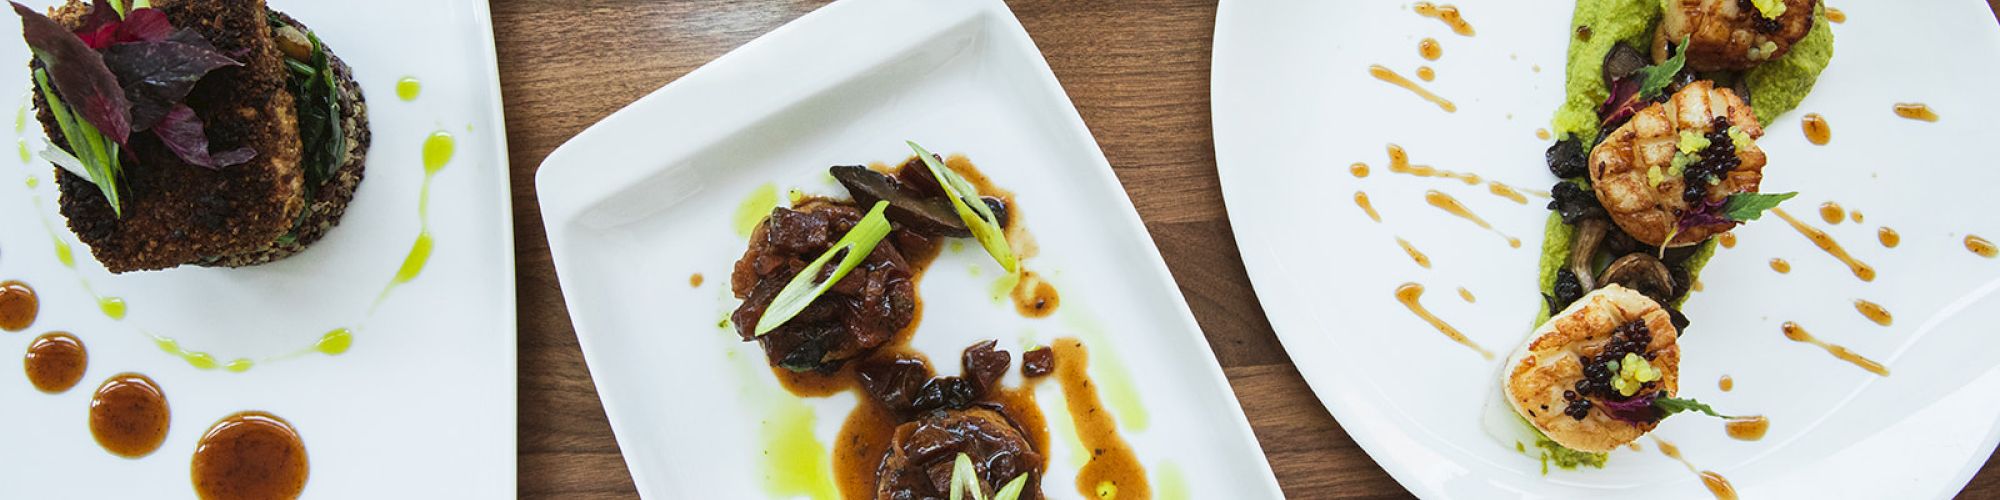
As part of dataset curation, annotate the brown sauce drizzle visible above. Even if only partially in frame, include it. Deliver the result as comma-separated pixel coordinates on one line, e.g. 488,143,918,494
1393,283,1493,359
1418,37,1442,60
1801,113,1831,145
1893,103,1939,122
1417,66,1436,82
1878,227,1900,248
1413,2,1476,36
0,280,38,332
1424,190,1521,248
1718,232,1737,249
1826,7,1846,23
90,373,170,458
1388,145,1480,185
1782,322,1890,376
1052,338,1149,499
1967,235,1997,258
1854,299,1893,326
1011,270,1060,318
25,332,86,393
1725,416,1770,441
1350,162,1370,178
1487,182,1529,204
1769,258,1791,274
1818,201,1845,224
1535,128,1551,141
1718,375,1733,392
1369,65,1457,112
689,273,704,288
1355,191,1382,222
1652,436,1738,500
1771,208,1876,281
192,412,309,500
1457,286,1476,303
1397,238,1432,269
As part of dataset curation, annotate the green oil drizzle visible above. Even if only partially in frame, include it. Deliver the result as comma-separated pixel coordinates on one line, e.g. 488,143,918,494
1061,306,1152,432
52,238,73,268
379,131,454,305
395,77,421,101
316,328,353,355
24,175,36,188
224,359,254,372
989,270,1021,303
98,296,125,320
1155,462,1189,500
734,183,778,237
761,401,838,499
14,103,25,132
17,139,30,163
949,241,966,253
393,233,434,284
154,336,218,370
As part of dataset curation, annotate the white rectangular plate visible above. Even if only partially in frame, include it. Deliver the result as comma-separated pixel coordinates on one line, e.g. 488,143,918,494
1214,0,2000,498
0,0,516,497
537,0,1282,497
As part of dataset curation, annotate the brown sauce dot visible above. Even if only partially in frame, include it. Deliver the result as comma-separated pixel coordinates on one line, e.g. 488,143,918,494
1769,258,1791,274
1818,201,1845,224
1349,162,1370,178
1893,103,1938,122
1725,416,1770,441
1801,113,1831,145
688,273,704,288
25,332,86,393
1718,232,1737,249
1968,235,1997,258
1878,227,1900,248
0,280,39,332
1718,375,1733,392
1011,271,1060,318
89,373,170,458
1418,38,1442,60
192,412,309,500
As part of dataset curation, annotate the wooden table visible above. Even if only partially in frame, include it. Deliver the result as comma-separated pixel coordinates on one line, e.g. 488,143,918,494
500,1,2000,497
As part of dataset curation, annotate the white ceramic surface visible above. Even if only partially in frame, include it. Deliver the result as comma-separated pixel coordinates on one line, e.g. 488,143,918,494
0,1,515,498
537,0,1281,498
1215,0,2000,498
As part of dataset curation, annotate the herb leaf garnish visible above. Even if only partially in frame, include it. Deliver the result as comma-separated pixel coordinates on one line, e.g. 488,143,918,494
1721,192,1798,222
909,141,1015,272
1636,37,1689,100
273,19,345,186
15,1,131,143
1654,396,1733,419
753,200,894,336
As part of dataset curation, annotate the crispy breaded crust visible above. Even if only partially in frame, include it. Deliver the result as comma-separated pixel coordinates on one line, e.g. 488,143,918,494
38,0,303,273
201,11,369,268
1504,285,1681,453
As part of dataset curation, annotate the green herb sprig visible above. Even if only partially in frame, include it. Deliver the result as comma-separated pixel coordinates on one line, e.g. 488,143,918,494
909,141,1016,273
35,68,124,215
1654,396,1735,419
1636,37,1689,100
752,200,894,336
1722,192,1798,222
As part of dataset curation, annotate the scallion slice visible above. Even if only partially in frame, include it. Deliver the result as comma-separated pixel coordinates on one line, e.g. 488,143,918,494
992,474,1028,500
752,200,894,336
908,141,1016,273
947,452,1029,500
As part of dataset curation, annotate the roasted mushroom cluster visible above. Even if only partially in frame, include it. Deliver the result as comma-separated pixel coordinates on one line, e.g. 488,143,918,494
860,341,1045,500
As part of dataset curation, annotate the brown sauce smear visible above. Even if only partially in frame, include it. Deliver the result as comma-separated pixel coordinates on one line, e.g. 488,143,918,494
1349,162,1370,178
1425,190,1521,248
1012,270,1060,318
1393,283,1493,359
1355,191,1382,222
0,280,38,332
1718,232,1737,249
1052,338,1148,499
1967,235,1997,258
1396,238,1432,269
1413,2,1476,36
1818,201,1845,224
1771,208,1875,281
1854,299,1893,326
1769,258,1791,274
1801,113,1831,145
1725,416,1769,441
688,273,704,288
1878,227,1900,248
1893,103,1939,122
192,411,309,500
1782,322,1890,376
1369,65,1457,112
1388,145,1480,185
1418,37,1442,60
90,373,170,458
25,332,86,393
1718,375,1733,392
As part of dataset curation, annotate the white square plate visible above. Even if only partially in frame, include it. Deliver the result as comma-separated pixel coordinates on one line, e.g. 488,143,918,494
1214,0,2000,498
0,0,515,497
537,0,1282,497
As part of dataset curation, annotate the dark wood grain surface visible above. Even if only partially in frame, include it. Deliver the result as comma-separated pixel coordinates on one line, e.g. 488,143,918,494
500,1,2000,498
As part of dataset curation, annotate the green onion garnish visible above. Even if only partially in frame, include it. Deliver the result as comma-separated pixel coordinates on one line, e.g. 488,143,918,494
908,141,1016,273
752,200,894,336
35,69,124,216
947,452,1028,500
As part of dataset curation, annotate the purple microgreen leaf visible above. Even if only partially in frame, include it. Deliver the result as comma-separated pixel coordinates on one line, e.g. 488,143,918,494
151,103,252,169
1596,393,1663,425
15,1,131,143
101,29,241,131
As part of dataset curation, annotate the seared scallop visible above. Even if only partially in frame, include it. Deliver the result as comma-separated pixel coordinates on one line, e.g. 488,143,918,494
1505,285,1681,453
1657,0,1818,71
1589,80,1766,247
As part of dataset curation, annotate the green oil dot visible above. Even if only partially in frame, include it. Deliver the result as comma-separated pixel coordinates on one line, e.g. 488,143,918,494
184,352,217,370
224,358,254,373
395,77,421,101
422,131,455,174
733,183,778,237
317,328,354,355
25,175,37,188
393,232,434,284
98,297,125,320
53,240,73,268
18,139,30,163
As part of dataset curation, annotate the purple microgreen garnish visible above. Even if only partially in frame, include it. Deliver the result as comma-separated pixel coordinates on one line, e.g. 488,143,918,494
102,27,241,132
15,1,131,144
152,104,254,169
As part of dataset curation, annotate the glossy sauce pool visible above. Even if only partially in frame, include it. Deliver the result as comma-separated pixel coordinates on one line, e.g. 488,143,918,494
89,373,170,458
192,412,309,500
25,332,86,393
0,280,39,332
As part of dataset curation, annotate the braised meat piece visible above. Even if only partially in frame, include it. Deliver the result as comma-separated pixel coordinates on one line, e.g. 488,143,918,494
876,407,1042,500
858,341,1010,414
731,200,917,372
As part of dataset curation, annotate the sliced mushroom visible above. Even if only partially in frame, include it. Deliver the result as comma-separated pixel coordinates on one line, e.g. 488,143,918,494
1599,253,1676,303
830,165,1009,238
1569,218,1610,291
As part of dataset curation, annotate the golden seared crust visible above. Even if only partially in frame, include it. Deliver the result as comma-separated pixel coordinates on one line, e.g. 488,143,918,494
1589,81,1765,248
38,0,303,273
1658,0,1818,71
201,11,369,268
1504,285,1681,453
